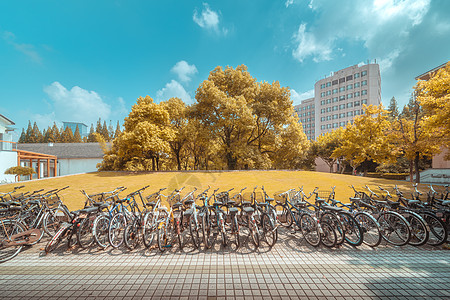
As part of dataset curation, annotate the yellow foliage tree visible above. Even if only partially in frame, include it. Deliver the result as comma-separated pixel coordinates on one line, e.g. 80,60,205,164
314,127,344,173
332,104,397,175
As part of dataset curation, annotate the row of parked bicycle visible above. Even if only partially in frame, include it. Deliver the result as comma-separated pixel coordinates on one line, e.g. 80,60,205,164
1,183,449,263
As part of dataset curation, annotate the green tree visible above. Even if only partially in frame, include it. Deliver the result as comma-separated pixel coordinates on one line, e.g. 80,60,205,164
87,124,97,142
18,129,26,143
60,126,75,143
114,121,121,139
387,96,399,121
73,125,82,142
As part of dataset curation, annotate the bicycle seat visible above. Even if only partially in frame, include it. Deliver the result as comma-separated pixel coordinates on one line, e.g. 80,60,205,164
229,207,239,214
184,208,193,216
80,207,98,214
146,201,156,207
184,199,194,205
294,201,307,208
214,201,223,206
349,197,361,202
407,199,421,206
265,197,275,202
28,199,41,206
321,205,341,212
241,201,252,206
257,202,268,207
172,202,183,209
243,207,254,214
227,200,236,206
442,200,450,206
386,199,400,209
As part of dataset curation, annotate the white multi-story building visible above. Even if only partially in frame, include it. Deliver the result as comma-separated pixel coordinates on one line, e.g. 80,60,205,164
295,63,381,140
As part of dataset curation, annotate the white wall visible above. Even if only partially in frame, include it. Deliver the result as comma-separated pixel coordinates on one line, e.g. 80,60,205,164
0,151,18,183
58,158,102,176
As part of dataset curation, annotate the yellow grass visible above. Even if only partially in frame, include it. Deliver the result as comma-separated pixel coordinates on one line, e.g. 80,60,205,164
0,171,434,210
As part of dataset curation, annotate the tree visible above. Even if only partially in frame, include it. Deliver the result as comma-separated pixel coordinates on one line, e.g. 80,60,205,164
60,126,75,143
387,96,399,121
314,128,344,173
87,124,97,142
332,105,397,175
114,121,121,139
99,96,175,171
102,120,110,141
18,129,26,143
4,166,35,182
73,125,82,142
416,62,450,160
162,97,189,170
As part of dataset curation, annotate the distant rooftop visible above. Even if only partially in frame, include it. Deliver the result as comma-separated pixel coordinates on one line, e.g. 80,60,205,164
415,62,449,81
17,143,106,159
0,114,15,126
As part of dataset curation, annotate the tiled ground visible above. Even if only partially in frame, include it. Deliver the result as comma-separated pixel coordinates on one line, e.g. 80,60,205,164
1,229,449,299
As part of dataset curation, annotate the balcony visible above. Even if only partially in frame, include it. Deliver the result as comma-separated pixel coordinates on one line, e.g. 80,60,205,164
0,140,17,151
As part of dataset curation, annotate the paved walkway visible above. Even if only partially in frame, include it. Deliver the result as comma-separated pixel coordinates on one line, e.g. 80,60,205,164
1,229,449,299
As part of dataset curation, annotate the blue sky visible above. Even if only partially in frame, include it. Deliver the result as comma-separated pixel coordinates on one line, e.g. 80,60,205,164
1,0,449,139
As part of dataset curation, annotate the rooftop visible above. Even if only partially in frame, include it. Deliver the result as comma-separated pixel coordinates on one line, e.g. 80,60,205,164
17,143,106,159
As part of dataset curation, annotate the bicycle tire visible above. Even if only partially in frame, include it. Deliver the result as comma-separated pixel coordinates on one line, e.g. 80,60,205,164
124,219,140,250
77,216,95,249
403,211,428,246
262,213,277,247
108,213,127,248
92,214,110,249
202,212,213,249
189,215,201,249
355,212,381,247
321,212,345,245
175,217,184,250
377,211,411,246
300,213,321,247
231,214,240,249
43,207,70,237
142,212,156,248
45,222,70,253
248,214,260,247
0,220,25,263
339,212,363,247
220,216,228,247
422,212,447,246
320,222,337,248
157,222,169,252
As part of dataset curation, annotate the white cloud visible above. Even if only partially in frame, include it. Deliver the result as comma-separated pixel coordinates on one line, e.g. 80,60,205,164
42,82,111,127
290,88,314,105
285,0,294,8
156,80,194,104
292,0,431,65
171,60,198,83
193,3,227,35
292,23,332,63
2,31,42,64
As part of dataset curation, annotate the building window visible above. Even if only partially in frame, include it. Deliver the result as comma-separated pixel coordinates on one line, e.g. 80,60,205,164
361,70,367,76
327,124,332,129
321,125,325,130
354,110,360,115
321,92,325,97
347,102,353,108
326,82,331,87
333,114,338,119
361,90,367,95
354,91,360,97
347,111,353,117
339,104,345,110
346,75,353,81
339,87,345,92
326,90,331,96
362,99,367,104
321,100,325,105
347,84,353,90
326,115,331,121
321,117,325,121
354,100,360,106
321,108,325,113
307,111,311,116
326,107,331,112
332,88,338,94
339,95,345,101
339,113,345,118
332,97,338,103
321,83,325,89
339,77,345,84
333,105,338,111
354,82,360,88
361,80,367,86
347,93,353,99
354,72,360,79
332,80,338,85
340,121,346,127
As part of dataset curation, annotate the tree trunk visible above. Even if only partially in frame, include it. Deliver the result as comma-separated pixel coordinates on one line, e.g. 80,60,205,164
176,152,181,171
414,152,420,184
226,152,237,170
152,157,156,171
409,160,414,182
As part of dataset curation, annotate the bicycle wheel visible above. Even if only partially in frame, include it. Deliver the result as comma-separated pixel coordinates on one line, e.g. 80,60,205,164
92,214,110,249
422,212,447,246
230,214,240,249
355,212,381,247
339,212,363,247
0,220,25,263
202,212,213,249
219,216,228,247
43,207,70,237
142,212,156,248
262,213,277,247
248,214,260,247
189,215,201,249
45,223,70,253
77,216,95,249
300,213,320,247
108,213,127,248
403,211,428,246
320,222,337,248
321,212,345,245
157,222,169,252
283,207,294,228
175,217,184,250
377,211,411,246
124,219,140,250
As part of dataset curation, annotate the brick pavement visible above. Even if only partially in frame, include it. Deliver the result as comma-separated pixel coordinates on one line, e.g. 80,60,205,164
1,229,449,299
